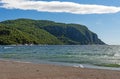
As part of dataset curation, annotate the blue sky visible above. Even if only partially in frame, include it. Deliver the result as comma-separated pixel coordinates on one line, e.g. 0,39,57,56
0,0,120,45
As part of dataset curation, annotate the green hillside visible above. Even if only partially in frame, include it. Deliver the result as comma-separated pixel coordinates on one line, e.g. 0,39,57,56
0,18,105,45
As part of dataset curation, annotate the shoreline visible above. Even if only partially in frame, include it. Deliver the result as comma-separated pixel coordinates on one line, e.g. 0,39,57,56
1,58,120,71
0,60,120,79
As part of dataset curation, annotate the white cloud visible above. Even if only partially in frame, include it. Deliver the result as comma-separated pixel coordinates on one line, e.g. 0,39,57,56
0,0,120,14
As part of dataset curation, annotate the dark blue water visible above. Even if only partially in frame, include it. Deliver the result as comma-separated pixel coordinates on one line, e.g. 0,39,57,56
0,45,120,70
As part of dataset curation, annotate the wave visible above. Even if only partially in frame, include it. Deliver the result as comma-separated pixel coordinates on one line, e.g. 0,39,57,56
4,47,14,49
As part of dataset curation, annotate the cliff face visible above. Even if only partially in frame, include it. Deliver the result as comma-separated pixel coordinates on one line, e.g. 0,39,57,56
0,18,105,45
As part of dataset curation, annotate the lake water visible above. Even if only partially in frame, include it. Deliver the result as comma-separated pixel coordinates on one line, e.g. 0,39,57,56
0,45,120,70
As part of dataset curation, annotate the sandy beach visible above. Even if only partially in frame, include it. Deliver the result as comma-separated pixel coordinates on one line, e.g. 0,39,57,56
0,60,120,79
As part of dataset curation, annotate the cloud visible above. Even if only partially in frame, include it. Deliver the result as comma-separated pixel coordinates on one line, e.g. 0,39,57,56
0,0,120,14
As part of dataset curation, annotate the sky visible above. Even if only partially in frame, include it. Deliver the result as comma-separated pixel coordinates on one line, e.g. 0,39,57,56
0,0,120,45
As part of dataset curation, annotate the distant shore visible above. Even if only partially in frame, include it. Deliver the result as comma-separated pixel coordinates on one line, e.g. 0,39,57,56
0,60,120,79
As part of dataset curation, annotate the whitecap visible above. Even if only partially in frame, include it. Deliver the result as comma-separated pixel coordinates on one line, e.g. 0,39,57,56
73,64,84,68
4,47,13,49
114,53,120,57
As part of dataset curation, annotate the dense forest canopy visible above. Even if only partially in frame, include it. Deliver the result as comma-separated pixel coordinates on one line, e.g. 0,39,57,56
0,18,105,45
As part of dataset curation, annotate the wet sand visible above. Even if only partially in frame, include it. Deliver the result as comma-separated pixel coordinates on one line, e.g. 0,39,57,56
0,60,120,79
